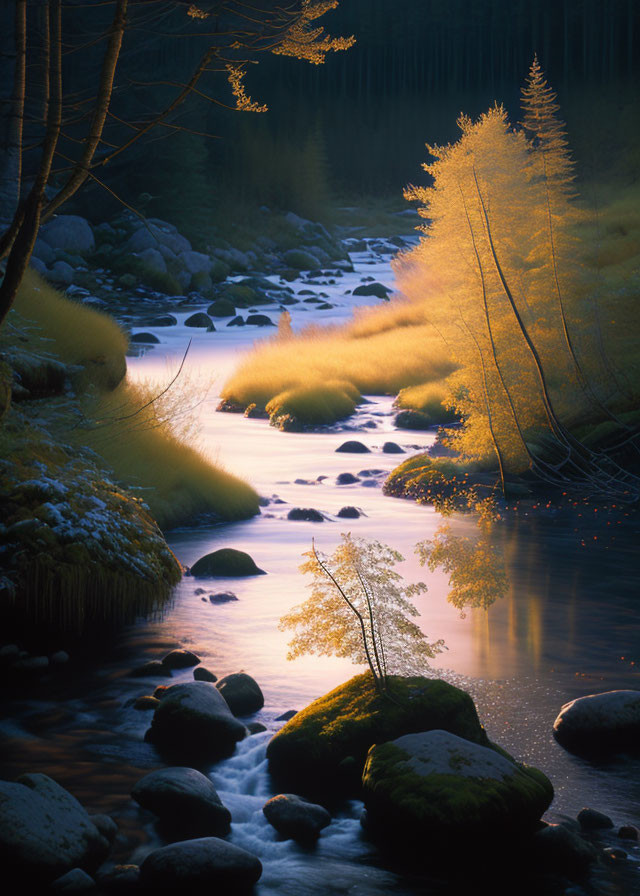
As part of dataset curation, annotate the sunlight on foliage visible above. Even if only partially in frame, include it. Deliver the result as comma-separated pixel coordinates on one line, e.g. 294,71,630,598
280,535,445,692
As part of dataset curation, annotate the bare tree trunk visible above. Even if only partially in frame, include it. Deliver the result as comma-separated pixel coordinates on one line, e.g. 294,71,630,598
0,0,26,230
0,0,61,330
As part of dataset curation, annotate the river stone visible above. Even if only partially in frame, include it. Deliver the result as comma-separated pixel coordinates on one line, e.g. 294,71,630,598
577,807,614,830
283,249,321,270
382,441,405,454
132,767,231,838
137,247,167,275
184,312,213,329
352,282,391,299
362,730,553,846
194,666,217,682
95,864,140,892
335,441,370,454
530,824,598,874
336,473,359,485
287,508,325,522
337,506,360,518
90,814,118,844
40,215,95,255
48,260,75,286
130,332,160,344
227,315,245,327
139,837,262,890
190,548,266,577
162,649,200,669
207,298,236,318
147,314,177,327
267,673,491,796
0,773,109,882
553,690,640,755
263,794,330,841
246,313,275,327
179,249,212,276
147,681,246,760
131,660,172,678
51,868,96,892
133,695,160,711
216,672,264,715
209,591,238,604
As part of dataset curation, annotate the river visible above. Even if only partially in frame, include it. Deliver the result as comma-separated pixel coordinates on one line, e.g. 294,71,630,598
2,238,639,892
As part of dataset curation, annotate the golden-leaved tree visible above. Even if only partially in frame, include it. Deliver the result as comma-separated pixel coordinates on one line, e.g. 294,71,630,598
395,59,640,499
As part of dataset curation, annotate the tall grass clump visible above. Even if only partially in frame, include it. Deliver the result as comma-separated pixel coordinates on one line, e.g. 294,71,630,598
267,380,361,428
222,300,456,418
78,378,260,529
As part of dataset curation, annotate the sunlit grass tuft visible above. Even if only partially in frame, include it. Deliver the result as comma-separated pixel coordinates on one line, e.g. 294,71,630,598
395,380,458,423
266,380,361,426
222,303,455,414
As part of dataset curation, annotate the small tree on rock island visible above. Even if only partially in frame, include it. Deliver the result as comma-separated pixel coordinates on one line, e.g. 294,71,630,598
280,535,445,694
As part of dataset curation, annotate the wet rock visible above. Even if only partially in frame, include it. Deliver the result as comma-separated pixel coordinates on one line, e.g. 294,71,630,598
209,591,238,604
132,767,231,838
394,409,433,430
130,332,160,344
352,282,391,299
216,672,264,716
162,649,200,670
137,247,167,275
133,696,160,711
577,808,614,830
531,824,598,875
275,710,298,722
383,441,405,454
263,794,331,841
148,681,246,761
337,506,361,519
246,313,275,327
287,508,325,522
207,298,236,318
336,473,359,485
267,673,492,796
139,837,262,891
553,690,640,756
190,548,266,578
618,825,640,841
0,773,109,882
51,868,96,892
335,441,370,454
358,468,385,476
194,667,217,683
227,315,245,327
184,312,214,329
603,847,627,861
362,730,553,847
248,722,268,735
48,260,75,287
153,685,170,700
131,661,172,679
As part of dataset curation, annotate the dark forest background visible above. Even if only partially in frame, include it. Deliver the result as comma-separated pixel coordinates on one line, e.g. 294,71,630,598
9,0,639,233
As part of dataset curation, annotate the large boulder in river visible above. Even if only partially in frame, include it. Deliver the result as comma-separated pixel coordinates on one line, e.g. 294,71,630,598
263,794,330,842
553,690,640,756
147,681,246,761
190,548,266,578
131,768,231,839
139,837,262,891
266,673,490,796
362,730,553,848
40,215,95,256
216,672,264,716
0,773,109,883
352,282,391,299
283,248,320,270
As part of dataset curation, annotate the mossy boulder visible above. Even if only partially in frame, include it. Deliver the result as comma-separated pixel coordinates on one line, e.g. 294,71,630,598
266,673,491,796
283,249,321,270
190,548,266,578
362,730,553,847
207,298,236,318
221,283,258,308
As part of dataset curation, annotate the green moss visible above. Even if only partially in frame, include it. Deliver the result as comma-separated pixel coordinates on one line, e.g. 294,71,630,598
362,738,553,843
266,672,489,796
384,454,499,504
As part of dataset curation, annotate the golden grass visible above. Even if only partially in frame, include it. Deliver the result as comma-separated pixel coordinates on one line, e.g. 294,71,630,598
266,380,360,425
77,379,259,529
13,270,127,383
395,380,458,422
222,302,455,411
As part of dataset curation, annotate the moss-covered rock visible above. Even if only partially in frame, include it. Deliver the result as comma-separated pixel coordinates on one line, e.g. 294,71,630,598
266,673,491,796
190,548,266,578
362,730,553,847
384,454,498,504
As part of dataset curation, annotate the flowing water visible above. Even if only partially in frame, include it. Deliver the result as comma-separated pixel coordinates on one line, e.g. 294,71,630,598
2,239,639,892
